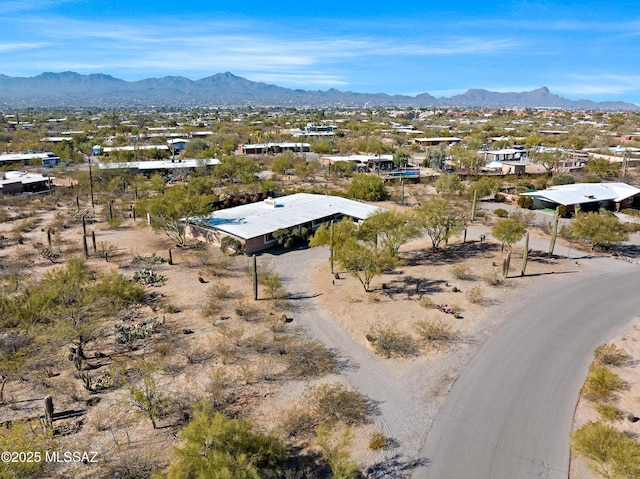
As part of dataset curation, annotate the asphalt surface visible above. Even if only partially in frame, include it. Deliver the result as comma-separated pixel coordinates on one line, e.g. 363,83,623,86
414,265,640,479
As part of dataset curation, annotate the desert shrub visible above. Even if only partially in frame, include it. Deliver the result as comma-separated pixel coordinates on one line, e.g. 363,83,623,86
106,217,122,229
581,364,624,402
517,195,534,209
572,421,640,479
466,285,486,305
419,296,435,309
494,208,509,218
95,270,145,307
0,420,56,479
315,424,359,479
414,318,459,348
220,236,242,255
482,268,502,286
304,382,369,426
96,241,120,258
551,174,575,185
581,174,602,183
595,403,622,421
594,343,630,366
162,407,285,479
259,272,287,304
202,284,234,316
557,204,568,217
450,263,472,280
367,323,415,358
233,297,260,319
494,193,506,202
368,432,388,450
284,338,336,378
280,405,318,438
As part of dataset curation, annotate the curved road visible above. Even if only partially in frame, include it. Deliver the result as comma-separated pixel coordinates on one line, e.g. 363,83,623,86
415,265,640,479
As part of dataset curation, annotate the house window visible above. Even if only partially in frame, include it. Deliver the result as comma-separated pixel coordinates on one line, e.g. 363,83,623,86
264,232,276,244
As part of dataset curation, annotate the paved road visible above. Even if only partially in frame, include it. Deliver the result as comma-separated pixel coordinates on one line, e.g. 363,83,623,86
415,265,640,479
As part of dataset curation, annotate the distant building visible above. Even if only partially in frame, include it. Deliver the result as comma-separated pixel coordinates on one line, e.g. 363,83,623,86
520,182,640,212
413,137,462,147
98,158,220,173
0,171,53,195
238,142,310,155
0,151,61,167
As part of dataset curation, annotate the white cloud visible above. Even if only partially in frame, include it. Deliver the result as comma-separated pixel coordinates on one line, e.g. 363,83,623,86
0,42,48,53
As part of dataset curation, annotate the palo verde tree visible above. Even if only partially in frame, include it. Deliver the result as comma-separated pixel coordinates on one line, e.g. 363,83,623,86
434,173,464,196
346,173,388,201
137,184,215,246
358,209,422,258
570,210,629,251
415,199,465,250
162,405,284,479
124,359,170,430
310,219,399,292
491,211,531,252
335,238,399,292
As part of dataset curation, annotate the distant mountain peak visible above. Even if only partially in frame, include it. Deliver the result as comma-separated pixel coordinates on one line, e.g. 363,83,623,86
0,71,636,110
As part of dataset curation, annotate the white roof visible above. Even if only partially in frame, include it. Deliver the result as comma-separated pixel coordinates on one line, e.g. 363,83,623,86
242,142,311,149
102,145,170,152
195,193,382,240
98,158,220,170
0,152,57,161
0,171,53,188
522,182,640,205
321,154,394,163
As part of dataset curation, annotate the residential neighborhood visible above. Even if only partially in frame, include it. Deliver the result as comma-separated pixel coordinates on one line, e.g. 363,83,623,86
2,103,640,479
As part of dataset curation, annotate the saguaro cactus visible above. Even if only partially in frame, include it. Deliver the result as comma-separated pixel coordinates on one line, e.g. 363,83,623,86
44,396,54,428
521,231,529,276
549,206,561,257
470,189,478,222
503,251,512,278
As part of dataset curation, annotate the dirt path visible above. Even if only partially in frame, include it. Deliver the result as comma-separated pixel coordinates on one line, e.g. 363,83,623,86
269,224,634,476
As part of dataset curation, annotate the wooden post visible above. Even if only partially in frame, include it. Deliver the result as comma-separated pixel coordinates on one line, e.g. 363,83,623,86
47,229,52,247
168,248,173,265
463,228,467,243
91,230,97,252
88,163,95,210
83,235,88,258
82,216,87,237
108,201,113,221
252,255,258,301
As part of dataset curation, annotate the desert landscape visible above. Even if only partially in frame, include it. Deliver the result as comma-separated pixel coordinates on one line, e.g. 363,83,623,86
2,186,638,478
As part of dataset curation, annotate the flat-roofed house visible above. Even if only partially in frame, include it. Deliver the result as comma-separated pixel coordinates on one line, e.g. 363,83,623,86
187,193,382,254
520,182,640,212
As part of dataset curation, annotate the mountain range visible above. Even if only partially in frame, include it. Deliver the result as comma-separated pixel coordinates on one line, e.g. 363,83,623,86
0,71,637,110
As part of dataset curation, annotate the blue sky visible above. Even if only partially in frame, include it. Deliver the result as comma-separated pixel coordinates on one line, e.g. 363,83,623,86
1,1,640,104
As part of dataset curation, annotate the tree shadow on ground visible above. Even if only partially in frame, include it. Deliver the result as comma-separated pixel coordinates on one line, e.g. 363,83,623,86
403,241,499,267
376,275,447,299
364,454,430,478
612,243,640,259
